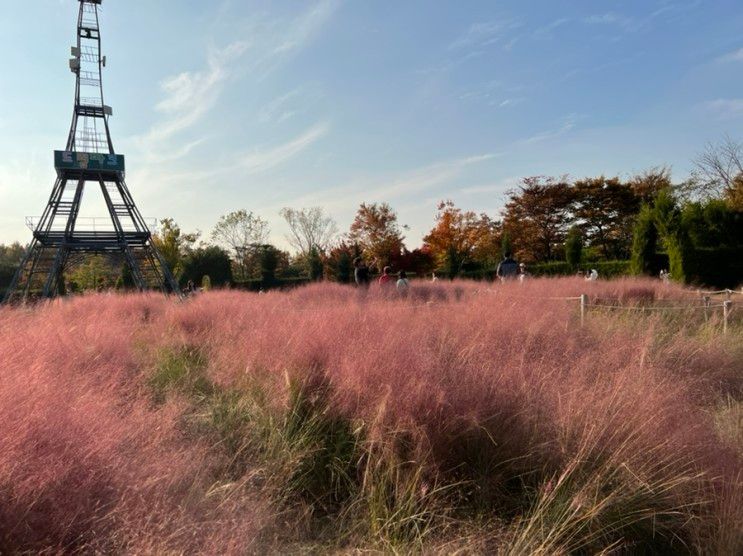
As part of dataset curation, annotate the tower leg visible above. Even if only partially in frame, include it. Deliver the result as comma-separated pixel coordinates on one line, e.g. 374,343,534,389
3,241,59,304
43,247,70,298
121,246,148,291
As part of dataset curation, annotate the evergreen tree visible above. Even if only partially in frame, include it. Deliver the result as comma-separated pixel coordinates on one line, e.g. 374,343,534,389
259,245,279,285
630,205,658,276
336,251,352,283
565,226,583,269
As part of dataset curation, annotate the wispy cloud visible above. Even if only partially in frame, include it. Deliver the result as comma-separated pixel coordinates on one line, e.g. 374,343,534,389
449,19,521,51
460,177,521,196
142,41,248,146
138,1,339,152
717,48,743,63
417,50,487,75
271,0,339,56
497,97,526,108
283,154,497,211
240,123,330,174
127,0,340,200
458,80,526,109
703,99,743,120
258,89,303,124
519,114,579,145
583,12,635,30
532,17,571,39
583,2,700,34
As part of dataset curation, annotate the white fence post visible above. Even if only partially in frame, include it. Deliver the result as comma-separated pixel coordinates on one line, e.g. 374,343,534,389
580,294,588,327
723,300,732,335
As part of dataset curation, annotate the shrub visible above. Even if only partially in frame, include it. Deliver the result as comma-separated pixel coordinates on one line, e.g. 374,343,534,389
688,247,743,289
182,246,232,287
308,247,324,281
0,264,15,298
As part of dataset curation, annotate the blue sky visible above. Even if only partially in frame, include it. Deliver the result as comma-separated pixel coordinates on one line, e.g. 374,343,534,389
1,0,742,250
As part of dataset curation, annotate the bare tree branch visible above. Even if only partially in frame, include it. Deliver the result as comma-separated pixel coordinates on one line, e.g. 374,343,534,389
691,135,743,200
211,210,270,279
280,207,338,256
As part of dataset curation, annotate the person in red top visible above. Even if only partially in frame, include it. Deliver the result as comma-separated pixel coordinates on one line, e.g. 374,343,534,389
378,266,395,287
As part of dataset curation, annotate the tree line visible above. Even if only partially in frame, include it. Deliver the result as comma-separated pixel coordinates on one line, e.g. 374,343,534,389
1,137,742,292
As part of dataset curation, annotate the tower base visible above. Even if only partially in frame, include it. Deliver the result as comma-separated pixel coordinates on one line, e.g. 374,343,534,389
3,235,180,303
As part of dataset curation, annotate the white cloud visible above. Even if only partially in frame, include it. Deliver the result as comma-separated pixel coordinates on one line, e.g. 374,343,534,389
519,114,579,145
496,97,525,108
141,40,248,146
283,153,497,211
240,123,330,174
584,12,634,29
718,48,743,63
460,177,521,196
258,89,302,124
533,17,571,39
582,3,698,34
137,0,340,150
271,0,339,55
703,99,743,119
449,19,521,50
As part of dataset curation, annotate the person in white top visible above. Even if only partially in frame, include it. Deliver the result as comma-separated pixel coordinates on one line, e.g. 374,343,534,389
518,263,529,283
586,269,599,281
397,270,410,295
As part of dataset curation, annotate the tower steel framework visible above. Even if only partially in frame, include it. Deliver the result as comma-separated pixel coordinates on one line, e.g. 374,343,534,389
3,0,179,303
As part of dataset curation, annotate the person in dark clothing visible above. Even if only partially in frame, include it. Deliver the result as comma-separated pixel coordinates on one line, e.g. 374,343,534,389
496,252,519,281
354,257,371,287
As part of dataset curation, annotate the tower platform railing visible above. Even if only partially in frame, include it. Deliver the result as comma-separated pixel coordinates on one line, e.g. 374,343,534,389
26,216,159,234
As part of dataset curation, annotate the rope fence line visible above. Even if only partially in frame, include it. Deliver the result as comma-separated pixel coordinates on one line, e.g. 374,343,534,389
481,288,736,333
587,303,728,311
580,296,734,334
482,291,583,302
694,288,743,297
255,287,736,334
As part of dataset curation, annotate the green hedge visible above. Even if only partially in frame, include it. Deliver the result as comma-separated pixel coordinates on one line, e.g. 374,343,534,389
0,264,15,298
459,261,632,280
528,260,632,278
688,247,743,289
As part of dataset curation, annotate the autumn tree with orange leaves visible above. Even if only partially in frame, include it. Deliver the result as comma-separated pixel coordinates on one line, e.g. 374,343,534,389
348,202,405,267
423,201,501,276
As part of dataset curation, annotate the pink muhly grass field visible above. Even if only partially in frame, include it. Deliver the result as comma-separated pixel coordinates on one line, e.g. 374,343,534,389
0,277,741,552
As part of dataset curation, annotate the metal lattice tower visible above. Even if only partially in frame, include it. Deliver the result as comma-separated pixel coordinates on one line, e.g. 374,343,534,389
3,0,179,303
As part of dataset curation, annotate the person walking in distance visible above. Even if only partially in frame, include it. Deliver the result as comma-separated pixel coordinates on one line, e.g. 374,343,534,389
354,257,371,288
496,252,519,282
518,263,529,283
378,266,395,287
397,270,410,296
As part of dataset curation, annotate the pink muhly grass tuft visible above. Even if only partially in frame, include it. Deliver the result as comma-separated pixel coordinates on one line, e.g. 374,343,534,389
0,293,267,553
0,277,740,552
